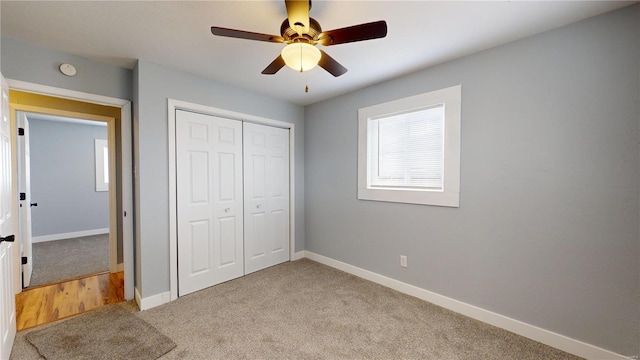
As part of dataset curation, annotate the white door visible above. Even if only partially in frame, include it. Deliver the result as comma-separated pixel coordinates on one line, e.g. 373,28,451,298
176,110,244,296
243,123,289,274
0,75,17,359
17,113,33,287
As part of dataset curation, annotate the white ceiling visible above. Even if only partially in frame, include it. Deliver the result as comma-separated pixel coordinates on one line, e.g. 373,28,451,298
1,1,634,106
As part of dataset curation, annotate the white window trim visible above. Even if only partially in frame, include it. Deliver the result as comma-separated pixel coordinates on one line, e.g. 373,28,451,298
357,85,461,207
95,138,108,192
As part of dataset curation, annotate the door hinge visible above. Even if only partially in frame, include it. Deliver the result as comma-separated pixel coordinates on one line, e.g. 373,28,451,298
0,235,15,243
21,256,27,265
18,128,24,136
20,192,26,201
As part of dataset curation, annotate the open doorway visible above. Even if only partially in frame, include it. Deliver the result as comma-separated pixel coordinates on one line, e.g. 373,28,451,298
5,85,133,331
8,89,132,296
18,112,112,288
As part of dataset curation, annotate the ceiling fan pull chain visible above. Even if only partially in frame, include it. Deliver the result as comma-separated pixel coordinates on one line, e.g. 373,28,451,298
304,69,309,93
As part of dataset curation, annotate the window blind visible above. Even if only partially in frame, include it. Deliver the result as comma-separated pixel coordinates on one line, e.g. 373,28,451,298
368,105,444,190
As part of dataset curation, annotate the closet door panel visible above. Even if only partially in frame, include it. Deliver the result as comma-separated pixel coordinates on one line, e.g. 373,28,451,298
244,123,290,274
176,110,243,296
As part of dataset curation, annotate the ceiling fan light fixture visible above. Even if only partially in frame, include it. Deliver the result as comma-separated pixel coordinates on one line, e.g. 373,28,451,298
281,43,321,72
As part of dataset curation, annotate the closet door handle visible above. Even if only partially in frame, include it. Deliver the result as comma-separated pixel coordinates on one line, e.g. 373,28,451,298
224,208,231,213
257,204,262,209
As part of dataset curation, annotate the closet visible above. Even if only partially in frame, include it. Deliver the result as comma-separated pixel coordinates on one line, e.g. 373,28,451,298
175,110,290,296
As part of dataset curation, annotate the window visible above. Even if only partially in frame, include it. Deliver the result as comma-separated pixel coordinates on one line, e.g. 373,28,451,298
357,85,461,207
95,139,109,192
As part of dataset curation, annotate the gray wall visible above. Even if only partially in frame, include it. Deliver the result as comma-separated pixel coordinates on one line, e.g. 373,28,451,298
28,118,109,236
135,60,304,298
304,5,639,357
1,37,132,101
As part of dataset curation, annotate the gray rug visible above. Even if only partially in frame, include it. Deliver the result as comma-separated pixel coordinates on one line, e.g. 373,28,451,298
25,303,176,360
29,234,110,287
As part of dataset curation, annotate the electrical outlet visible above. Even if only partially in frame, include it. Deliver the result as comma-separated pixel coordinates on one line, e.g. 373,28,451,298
400,255,408,268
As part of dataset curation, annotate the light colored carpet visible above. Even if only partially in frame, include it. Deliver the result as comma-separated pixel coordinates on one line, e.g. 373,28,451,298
25,303,175,360
11,259,583,359
29,234,109,287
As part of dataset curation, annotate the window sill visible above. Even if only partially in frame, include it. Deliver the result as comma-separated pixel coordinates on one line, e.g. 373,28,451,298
358,187,459,207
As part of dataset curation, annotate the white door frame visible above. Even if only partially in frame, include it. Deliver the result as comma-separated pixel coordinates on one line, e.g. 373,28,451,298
7,80,134,300
168,99,296,301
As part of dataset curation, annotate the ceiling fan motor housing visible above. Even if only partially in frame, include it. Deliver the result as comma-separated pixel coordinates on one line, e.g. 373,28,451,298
281,18,322,43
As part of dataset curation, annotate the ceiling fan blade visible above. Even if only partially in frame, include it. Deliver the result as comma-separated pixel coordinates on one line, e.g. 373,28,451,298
285,0,310,36
261,55,286,75
317,20,387,46
211,26,284,43
318,50,347,77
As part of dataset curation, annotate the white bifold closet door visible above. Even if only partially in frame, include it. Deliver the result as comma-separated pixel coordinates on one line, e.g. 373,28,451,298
243,123,290,274
176,110,244,296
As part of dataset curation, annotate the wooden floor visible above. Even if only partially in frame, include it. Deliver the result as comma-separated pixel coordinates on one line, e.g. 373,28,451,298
15,271,125,331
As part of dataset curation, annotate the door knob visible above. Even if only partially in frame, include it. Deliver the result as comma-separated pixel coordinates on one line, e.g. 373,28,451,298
30,203,38,207
257,204,262,209
0,235,15,243
224,208,230,212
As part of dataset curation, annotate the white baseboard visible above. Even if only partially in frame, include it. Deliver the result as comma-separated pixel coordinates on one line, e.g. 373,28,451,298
116,263,124,272
32,228,109,243
292,251,305,260
303,251,629,360
135,289,171,311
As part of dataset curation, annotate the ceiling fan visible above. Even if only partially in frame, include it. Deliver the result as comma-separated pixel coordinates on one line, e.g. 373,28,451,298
210,0,387,77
